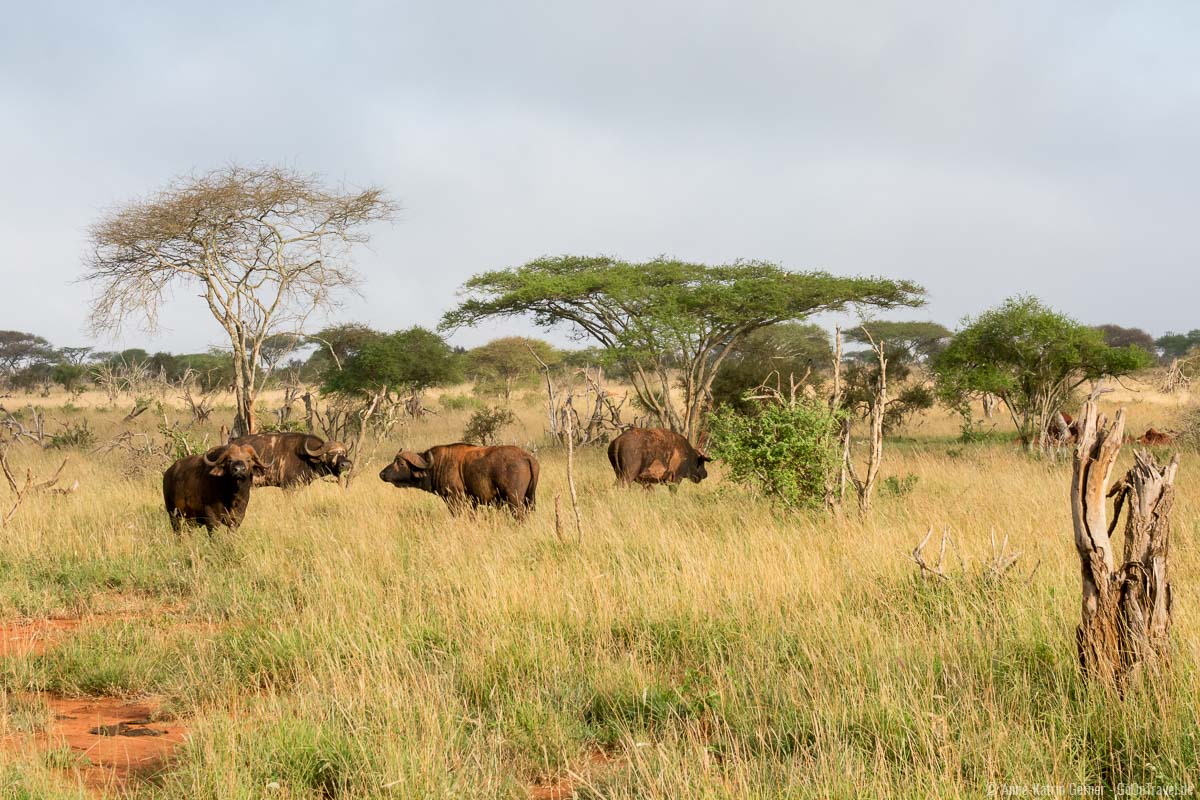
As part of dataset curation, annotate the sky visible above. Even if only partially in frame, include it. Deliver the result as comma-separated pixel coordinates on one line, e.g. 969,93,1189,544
2,0,1197,354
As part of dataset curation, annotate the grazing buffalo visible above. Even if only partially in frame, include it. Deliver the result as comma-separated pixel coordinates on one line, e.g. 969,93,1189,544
231,432,352,488
162,443,265,532
379,443,539,518
608,427,710,488
1138,428,1176,446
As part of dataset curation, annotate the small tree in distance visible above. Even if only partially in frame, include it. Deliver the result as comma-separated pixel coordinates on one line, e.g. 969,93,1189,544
466,336,560,400
1095,324,1157,358
934,296,1152,450
82,164,396,435
321,327,461,399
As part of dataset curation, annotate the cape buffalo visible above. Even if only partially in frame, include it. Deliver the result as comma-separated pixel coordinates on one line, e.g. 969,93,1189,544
231,432,352,488
608,427,710,488
379,443,539,518
163,443,265,531
1138,428,1176,446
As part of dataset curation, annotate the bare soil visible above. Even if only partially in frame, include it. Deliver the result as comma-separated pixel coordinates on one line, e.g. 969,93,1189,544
529,748,623,800
0,614,192,797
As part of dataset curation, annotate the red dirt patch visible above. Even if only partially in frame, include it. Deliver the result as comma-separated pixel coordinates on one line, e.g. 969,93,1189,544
529,748,623,800
0,618,82,657
5,694,188,794
0,612,198,795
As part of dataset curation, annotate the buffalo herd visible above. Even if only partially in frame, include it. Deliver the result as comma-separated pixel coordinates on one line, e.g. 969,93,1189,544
162,427,708,532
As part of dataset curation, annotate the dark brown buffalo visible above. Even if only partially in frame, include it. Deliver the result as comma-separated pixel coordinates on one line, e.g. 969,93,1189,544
231,432,352,488
379,443,539,518
1138,428,1176,446
608,427,710,488
162,443,265,531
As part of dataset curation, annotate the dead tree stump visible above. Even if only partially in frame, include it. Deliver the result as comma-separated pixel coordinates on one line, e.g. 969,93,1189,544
1071,400,1179,687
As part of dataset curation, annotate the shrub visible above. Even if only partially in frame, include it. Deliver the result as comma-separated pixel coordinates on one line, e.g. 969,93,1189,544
45,420,96,451
159,423,206,461
708,398,843,510
462,406,516,445
881,473,919,497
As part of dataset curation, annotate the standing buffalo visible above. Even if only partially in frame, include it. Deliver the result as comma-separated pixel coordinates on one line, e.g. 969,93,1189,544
608,427,710,488
231,432,352,488
379,443,539,518
162,443,265,531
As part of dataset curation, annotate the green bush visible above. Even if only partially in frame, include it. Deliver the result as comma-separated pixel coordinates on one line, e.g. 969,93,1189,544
708,398,843,510
45,419,95,451
462,406,516,445
881,473,919,497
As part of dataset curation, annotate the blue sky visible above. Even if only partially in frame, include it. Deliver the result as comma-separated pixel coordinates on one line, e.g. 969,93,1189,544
2,1,1197,352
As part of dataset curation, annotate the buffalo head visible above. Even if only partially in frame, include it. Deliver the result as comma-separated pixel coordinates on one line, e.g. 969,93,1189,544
690,450,712,483
203,443,265,480
302,436,353,477
379,450,429,488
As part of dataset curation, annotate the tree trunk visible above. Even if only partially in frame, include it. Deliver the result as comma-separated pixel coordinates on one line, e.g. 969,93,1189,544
1071,400,1178,687
845,337,885,512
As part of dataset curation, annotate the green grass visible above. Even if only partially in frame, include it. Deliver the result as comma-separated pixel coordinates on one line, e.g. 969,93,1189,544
0,385,1195,797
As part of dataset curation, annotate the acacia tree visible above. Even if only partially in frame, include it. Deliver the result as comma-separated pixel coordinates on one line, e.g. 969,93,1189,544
441,255,923,442
709,323,833,413
467,336,561,399
0,332,54,379
934,296,1152,450
841,321,951,433
321,327,462,398
82,165,395,435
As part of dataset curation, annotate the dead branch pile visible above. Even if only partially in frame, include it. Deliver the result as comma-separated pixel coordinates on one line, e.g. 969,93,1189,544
0,405,46,446
1,449,76,527
908,526,1030,582
529,346,628,446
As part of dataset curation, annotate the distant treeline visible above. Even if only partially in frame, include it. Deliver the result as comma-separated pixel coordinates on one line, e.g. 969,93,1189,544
0,321,1190,401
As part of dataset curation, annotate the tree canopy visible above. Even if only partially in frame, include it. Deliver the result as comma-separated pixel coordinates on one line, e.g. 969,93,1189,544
322,327,461,397
466,336,561,399
442,255,924,440
1156,330,1200,360
1095,324,1157,357
934,296,1152,448
82,164,394,434
709,323,832,413
0,331,54,376
845,320,951,363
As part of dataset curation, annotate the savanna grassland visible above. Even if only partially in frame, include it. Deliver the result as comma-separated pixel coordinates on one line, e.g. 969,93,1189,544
0,384,1196,799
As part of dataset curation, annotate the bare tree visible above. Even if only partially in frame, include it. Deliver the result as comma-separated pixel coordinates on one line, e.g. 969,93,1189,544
82,165,395,436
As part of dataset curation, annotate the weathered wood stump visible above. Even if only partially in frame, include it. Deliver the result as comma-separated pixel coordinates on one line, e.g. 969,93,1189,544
1071,400,1179,687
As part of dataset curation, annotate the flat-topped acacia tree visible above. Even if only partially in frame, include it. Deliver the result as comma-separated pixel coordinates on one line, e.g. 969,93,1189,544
81,165,395,436
441,256,924,442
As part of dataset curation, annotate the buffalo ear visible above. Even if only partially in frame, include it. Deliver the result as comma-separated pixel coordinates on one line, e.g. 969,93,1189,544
247,446,268,475
400,451,429,471
696,451,711,463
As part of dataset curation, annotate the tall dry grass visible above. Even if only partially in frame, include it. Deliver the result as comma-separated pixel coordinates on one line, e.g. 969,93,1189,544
0,384,1195,798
